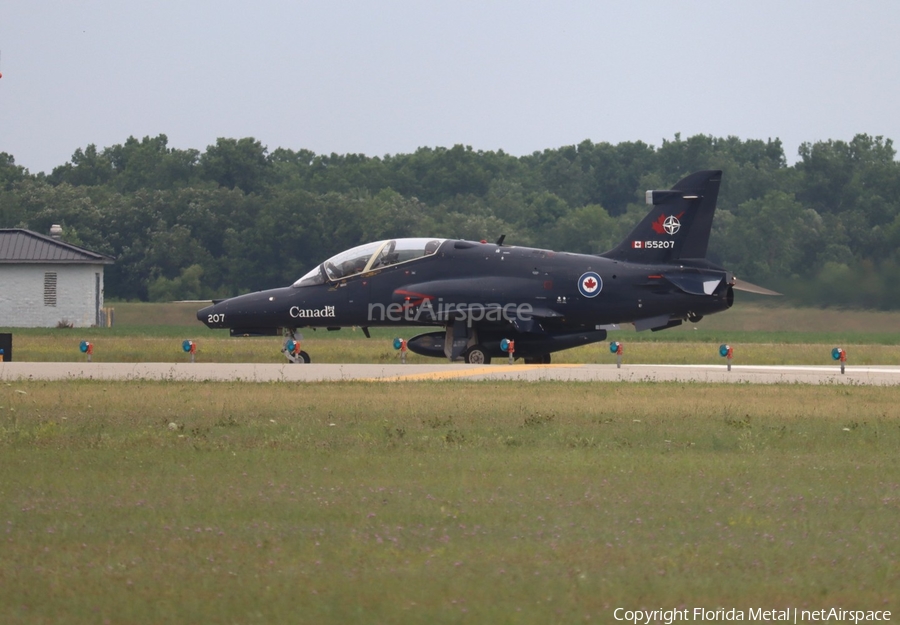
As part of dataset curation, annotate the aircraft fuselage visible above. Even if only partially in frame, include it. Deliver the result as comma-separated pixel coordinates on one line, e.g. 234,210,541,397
199,240,733,357
198,170,753,363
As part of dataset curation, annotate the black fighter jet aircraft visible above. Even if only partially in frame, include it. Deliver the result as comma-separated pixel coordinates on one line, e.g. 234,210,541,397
198,170,775,363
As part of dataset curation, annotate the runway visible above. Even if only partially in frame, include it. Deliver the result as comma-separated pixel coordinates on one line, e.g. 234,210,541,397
2,362,900,385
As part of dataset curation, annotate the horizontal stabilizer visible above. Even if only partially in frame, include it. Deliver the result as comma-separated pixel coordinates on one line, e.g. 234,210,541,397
664,273,723,296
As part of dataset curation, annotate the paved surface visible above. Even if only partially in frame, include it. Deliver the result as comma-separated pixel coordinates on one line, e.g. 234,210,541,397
2,362,899,385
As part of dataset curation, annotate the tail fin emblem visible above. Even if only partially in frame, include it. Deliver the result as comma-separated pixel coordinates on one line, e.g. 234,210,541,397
651,213,683,236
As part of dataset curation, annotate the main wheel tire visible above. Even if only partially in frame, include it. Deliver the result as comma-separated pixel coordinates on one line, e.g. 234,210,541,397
465,346,491,365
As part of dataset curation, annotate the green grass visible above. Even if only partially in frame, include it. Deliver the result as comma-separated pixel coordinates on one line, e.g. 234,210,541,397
5,334,900,365
1,381,898,623
7,334,900,365
3,301,900,364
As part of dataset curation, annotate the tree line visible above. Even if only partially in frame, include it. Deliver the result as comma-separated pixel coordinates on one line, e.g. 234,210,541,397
1,133,899,308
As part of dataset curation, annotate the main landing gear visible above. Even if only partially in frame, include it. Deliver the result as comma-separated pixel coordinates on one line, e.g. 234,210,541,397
283,330,310,364
442,324,552,365
462,347,550,365
463,345,491,365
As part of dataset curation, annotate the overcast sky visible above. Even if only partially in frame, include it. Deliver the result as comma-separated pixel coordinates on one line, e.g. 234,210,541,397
2,1,899,174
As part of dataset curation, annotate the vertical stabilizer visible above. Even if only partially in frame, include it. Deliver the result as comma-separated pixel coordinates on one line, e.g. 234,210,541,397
601,170,722,263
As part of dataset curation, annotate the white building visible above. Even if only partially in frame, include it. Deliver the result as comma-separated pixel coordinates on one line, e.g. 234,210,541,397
0,228,115,328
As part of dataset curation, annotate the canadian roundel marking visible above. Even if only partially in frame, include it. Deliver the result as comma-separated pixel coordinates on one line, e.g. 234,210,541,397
578,271,602,298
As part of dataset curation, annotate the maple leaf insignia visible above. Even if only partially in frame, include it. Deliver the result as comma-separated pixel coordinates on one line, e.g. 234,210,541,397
651,214,667,234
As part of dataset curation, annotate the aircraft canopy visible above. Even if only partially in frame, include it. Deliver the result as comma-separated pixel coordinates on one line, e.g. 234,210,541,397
293,238,445,287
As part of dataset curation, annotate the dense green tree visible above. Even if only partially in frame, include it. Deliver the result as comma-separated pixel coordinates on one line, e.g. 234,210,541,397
524,140,656,216
796,135,899,215
547,204,617,254
199,137,271,193
9,180,114,252
147,264,210,302
3,132,900,308
718,191,813,282
106,134,199,192
48,144,114,187
306,153,392,196
0,153,28,192
388,145,506,204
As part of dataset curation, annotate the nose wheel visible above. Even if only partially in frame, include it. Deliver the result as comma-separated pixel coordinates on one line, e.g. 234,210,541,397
287,349,310,364
283,331,311,363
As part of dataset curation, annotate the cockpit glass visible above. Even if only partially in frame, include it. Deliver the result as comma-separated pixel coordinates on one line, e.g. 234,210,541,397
293,265,325,287
322,240,384,281
292,238,445,287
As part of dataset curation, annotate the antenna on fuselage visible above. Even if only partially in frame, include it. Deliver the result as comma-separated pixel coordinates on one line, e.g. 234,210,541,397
495,234,506,246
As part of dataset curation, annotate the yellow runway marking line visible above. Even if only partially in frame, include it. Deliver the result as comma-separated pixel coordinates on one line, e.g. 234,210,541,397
368,364,578,382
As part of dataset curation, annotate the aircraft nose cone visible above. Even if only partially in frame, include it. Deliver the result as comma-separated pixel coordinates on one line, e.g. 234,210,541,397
197,304,216,326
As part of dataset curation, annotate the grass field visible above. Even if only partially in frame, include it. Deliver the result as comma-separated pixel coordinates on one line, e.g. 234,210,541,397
1,381,898,623
3,301,900,364
2,302,899,622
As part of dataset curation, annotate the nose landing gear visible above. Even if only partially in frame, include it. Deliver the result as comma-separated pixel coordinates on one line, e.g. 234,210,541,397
283,330,310,363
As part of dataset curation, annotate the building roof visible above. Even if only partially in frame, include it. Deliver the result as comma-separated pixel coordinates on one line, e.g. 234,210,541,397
0,229,115,265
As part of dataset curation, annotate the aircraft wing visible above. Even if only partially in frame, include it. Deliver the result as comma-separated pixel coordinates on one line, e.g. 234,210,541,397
393,279,565,337
392,278,562,326
444,304,562,317
431,303,562,333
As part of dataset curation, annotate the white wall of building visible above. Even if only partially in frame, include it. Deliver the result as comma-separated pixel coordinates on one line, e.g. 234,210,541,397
0,264,104,327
